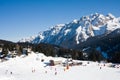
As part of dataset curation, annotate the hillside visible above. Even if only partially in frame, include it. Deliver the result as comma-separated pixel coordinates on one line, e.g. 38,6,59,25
0,52,120,80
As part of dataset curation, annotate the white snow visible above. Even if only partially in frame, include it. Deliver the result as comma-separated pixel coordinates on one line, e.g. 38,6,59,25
72,19,78,23
76,26,82,44
107,13,115,19
64,29,71,35
107,20,120,31
0,52,120,80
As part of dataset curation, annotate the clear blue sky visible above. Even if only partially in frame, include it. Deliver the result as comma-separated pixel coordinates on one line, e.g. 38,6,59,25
0,0,120,42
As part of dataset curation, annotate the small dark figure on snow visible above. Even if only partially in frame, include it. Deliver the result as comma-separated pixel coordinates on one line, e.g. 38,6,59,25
10,72,12,75
45,71,47,73
32,68,36,73
55,68,56,71
55,72,57,75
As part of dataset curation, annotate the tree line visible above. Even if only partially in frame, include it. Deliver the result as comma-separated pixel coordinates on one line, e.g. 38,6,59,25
0,39,120,63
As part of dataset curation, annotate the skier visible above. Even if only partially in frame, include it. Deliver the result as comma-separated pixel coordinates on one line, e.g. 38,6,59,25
64,68,66,71
32,67,35,73
10,72,12,75
45,70,47,74
100,67,102,69
55,71,57,75
55,68,56,71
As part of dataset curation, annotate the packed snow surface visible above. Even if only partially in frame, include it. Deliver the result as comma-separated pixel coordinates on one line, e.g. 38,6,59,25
0,52,120,80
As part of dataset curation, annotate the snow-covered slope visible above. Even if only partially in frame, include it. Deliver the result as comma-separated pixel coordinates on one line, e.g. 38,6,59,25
19,13,120,48
0,52,120,80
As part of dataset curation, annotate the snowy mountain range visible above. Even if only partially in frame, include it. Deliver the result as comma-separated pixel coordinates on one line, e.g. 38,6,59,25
19,13,120,48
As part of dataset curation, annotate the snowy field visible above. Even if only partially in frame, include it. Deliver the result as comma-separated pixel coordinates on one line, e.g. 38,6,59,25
0,52,120,80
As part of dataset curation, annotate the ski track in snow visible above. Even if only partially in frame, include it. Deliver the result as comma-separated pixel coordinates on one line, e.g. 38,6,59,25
0,52,120,80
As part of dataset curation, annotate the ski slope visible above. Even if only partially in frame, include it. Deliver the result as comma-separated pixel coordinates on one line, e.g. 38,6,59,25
0,52,120,80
